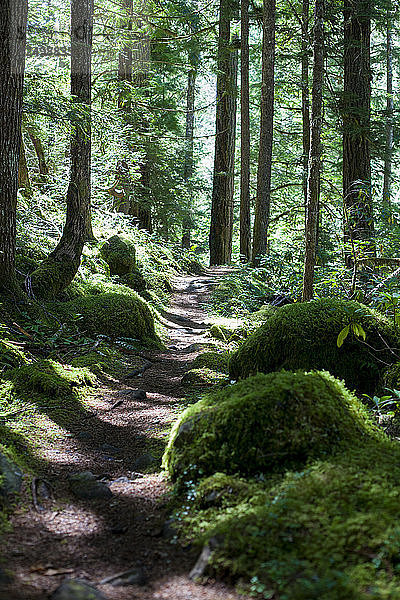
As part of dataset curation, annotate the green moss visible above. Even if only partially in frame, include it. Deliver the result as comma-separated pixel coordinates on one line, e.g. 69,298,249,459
0,339,27,372
164,370,382,481
181,367,228,387
229,298,400,394
100,235,136,276
208,324,246,343
5,359,96,397
30,256,80,300
196,445,400,600
51,292,158,344
118,268,147,293
191,352,229,373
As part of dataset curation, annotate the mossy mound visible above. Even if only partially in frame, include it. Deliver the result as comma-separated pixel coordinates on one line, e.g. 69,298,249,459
181,367,227,387
118,268,147,293
100,235,136,276
229,298,400,393
52,292,157,344
188,444,400,600
208,324,246,343
0,339,27,372
164,370,381,481
6,359,96,397
191,352,229,373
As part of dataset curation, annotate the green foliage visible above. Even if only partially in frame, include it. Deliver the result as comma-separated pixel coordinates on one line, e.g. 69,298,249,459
164,370,381,481
229,298,400,394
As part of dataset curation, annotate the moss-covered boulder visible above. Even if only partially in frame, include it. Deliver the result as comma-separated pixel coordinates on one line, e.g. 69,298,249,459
6,359,95,397
191,351,229,373
182,443,400,600
0,339,27,372
229,298,400,393
164,370,381,480
119,268,147,294
53,292,158,343
100,235,136,276
181,367,227,387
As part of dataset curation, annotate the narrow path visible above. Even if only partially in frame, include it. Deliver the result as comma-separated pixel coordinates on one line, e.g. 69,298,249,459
1,268,242,600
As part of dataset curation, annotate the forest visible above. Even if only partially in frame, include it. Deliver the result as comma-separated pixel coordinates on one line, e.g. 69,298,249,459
2,0,400,598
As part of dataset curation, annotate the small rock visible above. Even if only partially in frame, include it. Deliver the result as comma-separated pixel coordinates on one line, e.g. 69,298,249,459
110,524,128,535
132,453,159,472
68,472,113,500
51,579,107,599
0,452,23,499
131,389,147,400
110,566,147,587
162,517,177,539
189,544,212,580
76,431,93,442
100,444,120,455
0,566,13,584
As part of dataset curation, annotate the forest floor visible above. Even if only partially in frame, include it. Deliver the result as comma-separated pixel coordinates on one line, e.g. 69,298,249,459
0,268,245,600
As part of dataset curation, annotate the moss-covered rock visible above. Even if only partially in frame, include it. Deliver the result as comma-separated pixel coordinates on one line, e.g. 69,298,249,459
229,298,400,393
52,292,158,344
193,444,400,600
191,352,229,373
0,339,27,372
181,367,228,387
6,359,96,397
164,370,382,481
118,268,147,293
100,235,136,276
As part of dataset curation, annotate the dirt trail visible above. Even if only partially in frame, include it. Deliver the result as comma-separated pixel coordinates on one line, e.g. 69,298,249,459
0,268,243,600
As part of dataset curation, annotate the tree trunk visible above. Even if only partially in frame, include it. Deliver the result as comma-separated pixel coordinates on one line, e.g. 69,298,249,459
26,124,49,176
0,0,28,291
343,0,374,262
383,7,393,212
30,0,94,299
240,0,251,261
18,132,32,195
302,0,310,221
182,66,196,249
302,0,324,302
209,0,238,266
132,14,153,233
252,0,275,264
118,0,133,109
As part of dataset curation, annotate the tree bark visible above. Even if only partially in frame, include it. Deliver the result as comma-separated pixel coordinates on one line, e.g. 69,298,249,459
302,0,324,302
343,0,374,262
26,124,49,176
209,0,238,266
252,0,275,264
30,0,94,298
302,0,310,220
18,132,31,195
240,0,251,261
0,0,28,291
182,66,196,249
383,6,393,211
